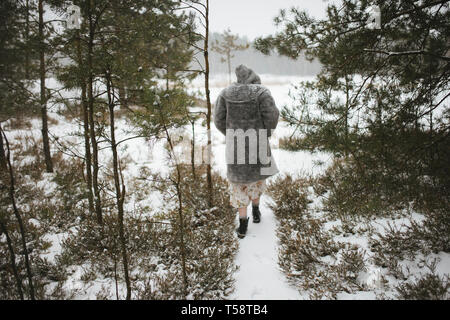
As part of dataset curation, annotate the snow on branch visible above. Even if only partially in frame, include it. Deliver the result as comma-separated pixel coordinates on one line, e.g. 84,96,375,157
363,49,450,62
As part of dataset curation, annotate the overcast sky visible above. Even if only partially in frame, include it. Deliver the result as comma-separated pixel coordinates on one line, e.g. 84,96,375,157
209,0,333,40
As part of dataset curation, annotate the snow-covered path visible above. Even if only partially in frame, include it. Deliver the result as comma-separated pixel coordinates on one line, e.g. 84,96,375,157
228,198,303,300
204,75,328,300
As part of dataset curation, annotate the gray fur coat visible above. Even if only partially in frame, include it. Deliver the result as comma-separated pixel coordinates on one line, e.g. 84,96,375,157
213,65,279,184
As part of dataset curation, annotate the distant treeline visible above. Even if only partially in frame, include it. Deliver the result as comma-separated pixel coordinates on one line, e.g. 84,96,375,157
194,32,322,76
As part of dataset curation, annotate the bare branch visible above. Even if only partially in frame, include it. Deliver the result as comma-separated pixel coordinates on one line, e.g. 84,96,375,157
176,2,206,20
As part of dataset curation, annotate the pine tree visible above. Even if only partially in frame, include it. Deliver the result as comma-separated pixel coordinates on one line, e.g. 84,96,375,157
255,0,450,204
176,0,214,207
38,0,54,172
211,28,249,84
55,0,198,299
0,3,35,299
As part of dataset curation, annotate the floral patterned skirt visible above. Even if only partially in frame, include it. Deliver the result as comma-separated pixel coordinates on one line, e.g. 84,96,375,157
229,179,267,208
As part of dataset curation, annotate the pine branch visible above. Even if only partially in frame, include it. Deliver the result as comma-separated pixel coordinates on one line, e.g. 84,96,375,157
363,49,450,62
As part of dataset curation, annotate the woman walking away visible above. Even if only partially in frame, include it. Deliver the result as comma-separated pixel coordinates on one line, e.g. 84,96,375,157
213,65,279,239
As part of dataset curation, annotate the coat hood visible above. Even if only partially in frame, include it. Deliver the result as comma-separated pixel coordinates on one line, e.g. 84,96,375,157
235,64,261,84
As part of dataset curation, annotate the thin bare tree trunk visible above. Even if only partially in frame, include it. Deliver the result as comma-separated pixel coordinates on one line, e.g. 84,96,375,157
25,0,30,79
1,127,35,300
111,4,128,111
344,74,350,157
175,171,188,298
227,51,231,85
203,0,213,207
113,256,119,300
106,73,131,300
87,0,102,224
0,220,24,299
158,100,188,298
0,123,6,170
76,29,95,216
191,121,196,179
39,0,53,173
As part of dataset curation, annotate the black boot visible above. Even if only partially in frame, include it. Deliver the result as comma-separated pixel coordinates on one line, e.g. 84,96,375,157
236,217,249,239
252,205,261,223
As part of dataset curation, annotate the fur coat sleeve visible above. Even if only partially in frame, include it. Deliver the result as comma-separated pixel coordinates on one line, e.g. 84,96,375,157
258,89,279,137
213,93,227,135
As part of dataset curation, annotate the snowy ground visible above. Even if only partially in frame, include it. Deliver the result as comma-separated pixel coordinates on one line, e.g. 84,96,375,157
156,73,326,299
5,73,448,299
143,73,449,299
194,73,331,299
227,199,304,300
